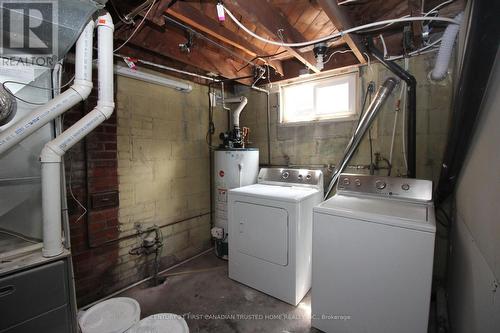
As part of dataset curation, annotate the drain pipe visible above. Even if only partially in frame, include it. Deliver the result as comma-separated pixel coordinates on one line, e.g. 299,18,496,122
367,42,417,178
325,77,397,199
41,13,115,257
0,21,94,155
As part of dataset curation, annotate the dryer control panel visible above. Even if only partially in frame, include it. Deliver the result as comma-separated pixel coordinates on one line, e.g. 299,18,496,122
337,173,433,203
258,168,323,190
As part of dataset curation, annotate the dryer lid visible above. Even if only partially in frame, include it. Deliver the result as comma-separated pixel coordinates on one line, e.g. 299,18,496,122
229,184,321,203
314,194,436,233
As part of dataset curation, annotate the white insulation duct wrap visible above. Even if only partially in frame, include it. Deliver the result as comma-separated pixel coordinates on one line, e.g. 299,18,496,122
431,12,464,81
40,13,115,257
0,20,94,155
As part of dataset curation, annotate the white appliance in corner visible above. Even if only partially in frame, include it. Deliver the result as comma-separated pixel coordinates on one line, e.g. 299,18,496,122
228,168,323,305
213,148,259,251
312,174,436,333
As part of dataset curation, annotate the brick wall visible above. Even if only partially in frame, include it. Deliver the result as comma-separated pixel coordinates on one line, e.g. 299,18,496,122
63,71,121,306
64,68,221,306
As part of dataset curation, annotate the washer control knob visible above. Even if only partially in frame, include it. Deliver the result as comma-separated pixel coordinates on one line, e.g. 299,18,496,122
342,178,350,185
298,174,303,180
375,180,386,190
306,174,312,180
282,171,290,179
402,183,410,191
354,178,361,186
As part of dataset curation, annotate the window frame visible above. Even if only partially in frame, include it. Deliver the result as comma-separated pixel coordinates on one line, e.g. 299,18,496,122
278,71,359,126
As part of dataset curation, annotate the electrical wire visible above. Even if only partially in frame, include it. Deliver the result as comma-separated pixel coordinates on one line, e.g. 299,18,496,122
222,5,460,48
109,0,134,25
355,15,411,34
386,37,442,60
0,229,40,244
68,150,88,223
338,0,362,5
379,34,388,58
163,15,264,71
1,76,75,105
114,0,157,52
323,49,354,65
424,0,454,17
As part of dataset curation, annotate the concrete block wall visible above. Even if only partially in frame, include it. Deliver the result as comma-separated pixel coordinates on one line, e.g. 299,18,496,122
239,52,454,185
113,72,223,297
239,52,454,280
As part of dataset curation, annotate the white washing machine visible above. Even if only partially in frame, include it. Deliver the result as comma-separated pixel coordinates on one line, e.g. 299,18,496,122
312,174,436,333
228,168,323,305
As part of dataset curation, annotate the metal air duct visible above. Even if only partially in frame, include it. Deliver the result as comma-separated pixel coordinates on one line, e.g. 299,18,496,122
325,77,398,198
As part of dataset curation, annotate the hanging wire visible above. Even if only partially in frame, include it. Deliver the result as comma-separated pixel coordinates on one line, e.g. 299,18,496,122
109,0,134,25
0,229,39,244
1,75,75,105
67,148,88,223
114,0,157,52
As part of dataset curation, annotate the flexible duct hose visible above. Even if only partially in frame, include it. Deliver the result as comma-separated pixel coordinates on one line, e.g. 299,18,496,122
431,12,464,81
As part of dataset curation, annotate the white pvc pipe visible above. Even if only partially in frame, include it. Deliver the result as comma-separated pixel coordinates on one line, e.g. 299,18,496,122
225,96,248,128
40,13,115,258
0,20,94,155
431,12,463,81
41,162,62,257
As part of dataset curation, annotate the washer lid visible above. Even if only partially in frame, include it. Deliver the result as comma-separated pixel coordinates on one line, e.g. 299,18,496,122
229,184,320,203
128,313,189,333
79,297,140,333
314,194,436,233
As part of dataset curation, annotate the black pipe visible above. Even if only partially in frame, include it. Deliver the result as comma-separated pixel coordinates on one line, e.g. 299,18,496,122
266,92,271,165
366,41,417,178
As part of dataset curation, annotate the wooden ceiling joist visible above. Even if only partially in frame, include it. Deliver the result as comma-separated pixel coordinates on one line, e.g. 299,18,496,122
115,22,254,85
165,1,283,75
225,0,322,73
317,0,367,64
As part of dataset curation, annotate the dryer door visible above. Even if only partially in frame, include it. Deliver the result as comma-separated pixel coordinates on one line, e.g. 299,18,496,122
234,201,288,266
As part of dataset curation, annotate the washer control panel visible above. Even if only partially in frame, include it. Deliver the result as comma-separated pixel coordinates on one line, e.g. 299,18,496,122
336,173,433,202
258,168,323,189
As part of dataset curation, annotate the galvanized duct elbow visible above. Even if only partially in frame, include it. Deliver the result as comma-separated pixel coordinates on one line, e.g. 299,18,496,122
325,77,398,199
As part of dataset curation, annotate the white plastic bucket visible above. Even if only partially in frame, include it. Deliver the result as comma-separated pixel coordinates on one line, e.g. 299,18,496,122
128,313,189,333
79,297,141,333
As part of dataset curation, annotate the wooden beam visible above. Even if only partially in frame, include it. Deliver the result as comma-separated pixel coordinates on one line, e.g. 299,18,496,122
408,0,423,49
115,23,254,85
165,2,283,75
225,0,322,73
270,50,359,82
317,0,367,63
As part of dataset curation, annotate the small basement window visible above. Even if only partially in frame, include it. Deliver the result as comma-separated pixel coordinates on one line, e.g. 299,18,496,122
279,72,358,124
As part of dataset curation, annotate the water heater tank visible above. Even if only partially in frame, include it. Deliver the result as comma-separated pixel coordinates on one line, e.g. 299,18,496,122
213,148,259,252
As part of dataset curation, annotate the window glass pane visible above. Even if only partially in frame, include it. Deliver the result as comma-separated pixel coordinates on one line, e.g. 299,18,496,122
316,82,350,115
281,82,314,122
280,72,357,123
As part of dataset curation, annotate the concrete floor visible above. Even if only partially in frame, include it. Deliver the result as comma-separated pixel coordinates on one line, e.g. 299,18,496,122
120,251,320,333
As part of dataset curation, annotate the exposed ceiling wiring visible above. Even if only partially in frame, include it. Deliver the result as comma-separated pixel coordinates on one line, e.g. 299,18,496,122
222,4,460,48
424,0,454,17
114,0,157,52
163,15,264,72
323,49,354,65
